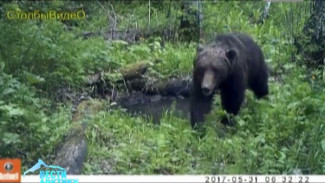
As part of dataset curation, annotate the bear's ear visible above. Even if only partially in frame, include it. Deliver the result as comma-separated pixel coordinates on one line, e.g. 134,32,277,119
197,44,204,53
226,49,237,62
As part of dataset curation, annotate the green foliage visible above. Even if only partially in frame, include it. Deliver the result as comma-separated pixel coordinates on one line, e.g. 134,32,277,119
0,65,71,169
0,4,111,93
82,1,324,175
1,0,324,175
232,69,325,174
107,39,195,80
84,67,325,174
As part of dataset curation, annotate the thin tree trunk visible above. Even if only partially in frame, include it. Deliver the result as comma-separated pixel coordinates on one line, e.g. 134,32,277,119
302,0,325,66
295,0,325,67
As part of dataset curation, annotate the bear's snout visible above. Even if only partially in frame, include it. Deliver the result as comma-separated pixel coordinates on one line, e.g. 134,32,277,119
201,71,216,96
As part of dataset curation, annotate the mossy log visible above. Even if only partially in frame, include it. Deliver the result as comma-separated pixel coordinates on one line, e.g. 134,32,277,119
85,61,149,85
85,61,192,98
120,61,149,80
53,99,105,174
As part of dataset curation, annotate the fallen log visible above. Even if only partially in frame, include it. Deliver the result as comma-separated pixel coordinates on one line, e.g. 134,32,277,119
120,61,149,81
53,99,105,174
85,61,192,98
125,76,191,97
84,61,149,85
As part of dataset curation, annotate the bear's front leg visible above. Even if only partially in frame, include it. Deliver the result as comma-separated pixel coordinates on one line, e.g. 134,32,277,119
220,78,245,126
190,88,213,128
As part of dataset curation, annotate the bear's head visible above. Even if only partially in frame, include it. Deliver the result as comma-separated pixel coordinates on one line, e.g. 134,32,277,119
194,44,237,96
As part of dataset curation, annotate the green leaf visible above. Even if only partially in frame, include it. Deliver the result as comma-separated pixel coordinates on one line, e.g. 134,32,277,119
0,105,24,117
0,62,5,71
1,88,16,96
24,72,45,85
250,150,258,157
238,119,245,126
41,125,50,133
3,132,21,144
321,139,325,152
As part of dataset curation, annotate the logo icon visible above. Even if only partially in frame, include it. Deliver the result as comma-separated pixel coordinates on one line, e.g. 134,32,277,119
4,163,13,172
24,159,78,183
0,159,21,183
23,159,64,176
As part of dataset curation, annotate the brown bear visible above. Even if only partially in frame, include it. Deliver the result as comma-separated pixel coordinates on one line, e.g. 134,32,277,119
190,33,269,128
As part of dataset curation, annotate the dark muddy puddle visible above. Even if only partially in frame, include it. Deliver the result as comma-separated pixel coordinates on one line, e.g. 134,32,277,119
117,92,191,123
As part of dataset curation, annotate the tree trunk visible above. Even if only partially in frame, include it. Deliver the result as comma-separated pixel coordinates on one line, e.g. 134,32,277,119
179,0,202,42
300,0,325,66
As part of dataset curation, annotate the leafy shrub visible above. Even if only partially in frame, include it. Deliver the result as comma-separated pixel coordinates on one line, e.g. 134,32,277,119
0,63,71,169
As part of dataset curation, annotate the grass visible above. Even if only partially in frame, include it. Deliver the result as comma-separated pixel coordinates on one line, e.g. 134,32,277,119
83,66,325,174
1,1,324,175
